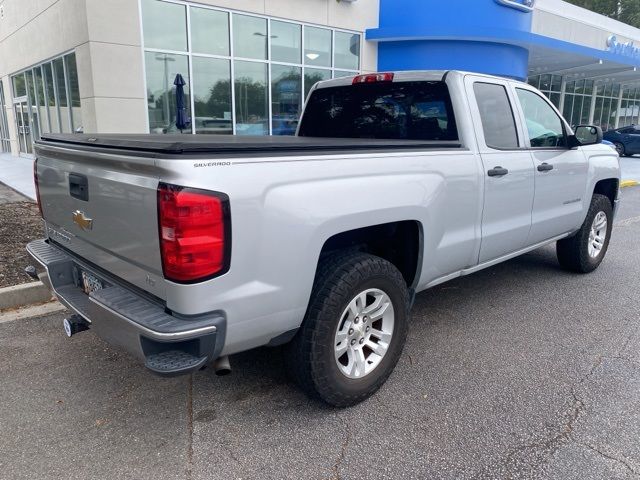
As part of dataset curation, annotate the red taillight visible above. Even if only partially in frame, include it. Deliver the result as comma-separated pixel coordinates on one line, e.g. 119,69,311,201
33,158,43,218
352,72,394,85
157,183,230,283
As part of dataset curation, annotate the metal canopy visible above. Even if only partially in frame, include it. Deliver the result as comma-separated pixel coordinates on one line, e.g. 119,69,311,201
528,44,640,87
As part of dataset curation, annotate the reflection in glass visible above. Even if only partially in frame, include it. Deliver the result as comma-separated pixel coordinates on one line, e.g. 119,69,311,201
0,82,10,152
334,32,360,71
12,74,26,97
191,7,229,56
192,57,232,135
304,27,332,67
65,54,82,132
271,65,301,136
234,61,268,135
142,0,187,51
33,67,50,133
334,70,356,79
145,52,190,134
25,70,41,142
233,15,267,60
271,21,301,64
53,57,70,133
304,68,330,99
43,63,60,133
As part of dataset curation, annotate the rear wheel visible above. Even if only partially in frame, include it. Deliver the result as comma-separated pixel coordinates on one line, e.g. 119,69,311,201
556,194,613,273
613,142,625,156
286,252,409,407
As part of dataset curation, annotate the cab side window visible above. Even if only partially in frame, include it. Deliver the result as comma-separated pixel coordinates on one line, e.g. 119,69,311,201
516,88,566,148
473,82,519,149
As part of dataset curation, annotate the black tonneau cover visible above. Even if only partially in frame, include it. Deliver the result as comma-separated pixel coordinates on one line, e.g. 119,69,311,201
37,133,462,155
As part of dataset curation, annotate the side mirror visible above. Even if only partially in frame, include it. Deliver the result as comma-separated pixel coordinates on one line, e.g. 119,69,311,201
569,125,603,148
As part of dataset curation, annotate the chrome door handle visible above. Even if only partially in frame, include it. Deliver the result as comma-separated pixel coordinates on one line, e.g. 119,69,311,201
537,163,554,172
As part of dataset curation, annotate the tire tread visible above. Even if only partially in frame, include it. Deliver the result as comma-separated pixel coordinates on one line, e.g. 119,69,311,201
286,252,409,407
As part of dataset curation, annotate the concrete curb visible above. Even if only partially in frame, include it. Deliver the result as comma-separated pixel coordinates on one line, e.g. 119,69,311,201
0,301,66,324
0,281,53,311
621,180,640,188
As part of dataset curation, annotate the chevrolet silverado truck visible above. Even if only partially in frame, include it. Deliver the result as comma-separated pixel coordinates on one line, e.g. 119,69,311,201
28,71,620,407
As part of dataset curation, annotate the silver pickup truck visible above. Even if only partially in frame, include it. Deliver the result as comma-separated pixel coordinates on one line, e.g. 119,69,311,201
28,70,620,406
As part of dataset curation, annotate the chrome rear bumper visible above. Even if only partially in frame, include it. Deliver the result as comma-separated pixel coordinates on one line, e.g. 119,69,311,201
27,239,226,376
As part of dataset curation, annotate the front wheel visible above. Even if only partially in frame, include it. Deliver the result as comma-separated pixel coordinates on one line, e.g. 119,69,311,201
286,253,409,407
556,194,613,273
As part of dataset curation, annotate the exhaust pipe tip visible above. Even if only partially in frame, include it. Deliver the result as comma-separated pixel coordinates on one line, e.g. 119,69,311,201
213,355,231,376
63,314,89,338
24,265,38,279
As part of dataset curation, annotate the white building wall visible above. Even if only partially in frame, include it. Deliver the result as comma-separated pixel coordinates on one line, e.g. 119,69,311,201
0,0,378,152
533,0,640,50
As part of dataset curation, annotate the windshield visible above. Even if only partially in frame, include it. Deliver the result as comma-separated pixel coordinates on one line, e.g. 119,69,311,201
298,81,458,141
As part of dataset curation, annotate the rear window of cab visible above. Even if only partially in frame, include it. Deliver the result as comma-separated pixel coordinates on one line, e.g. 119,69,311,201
298,81,459,141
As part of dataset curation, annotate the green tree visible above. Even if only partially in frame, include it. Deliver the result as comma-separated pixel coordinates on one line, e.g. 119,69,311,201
565,0,640,28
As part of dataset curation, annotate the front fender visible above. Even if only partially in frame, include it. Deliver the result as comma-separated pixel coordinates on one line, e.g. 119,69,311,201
580,145,621,222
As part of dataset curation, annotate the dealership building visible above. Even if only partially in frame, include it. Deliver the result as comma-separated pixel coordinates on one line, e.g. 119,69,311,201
2,0,640,159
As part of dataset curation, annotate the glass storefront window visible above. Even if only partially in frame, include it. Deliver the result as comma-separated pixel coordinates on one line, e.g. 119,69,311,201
271,65,302,135
304,26,332,67
602,98,613,131
53,57,70,133
9,52,82,154
584,80,594,96
33,67,49,134
234,60,268,135
25,70,41,141
145,52,190,134
12,74,26,97
141,0,361,136
52,58,68,107
192,56,232,135
271,21,301,64
65,54,82,132
334,70,355,79
233,15,267,60
0,82,10,152
42,63,60,133
191,7,229,56
334,32,360,71
527,74,562,110
141,0,187,52
304,68,331,99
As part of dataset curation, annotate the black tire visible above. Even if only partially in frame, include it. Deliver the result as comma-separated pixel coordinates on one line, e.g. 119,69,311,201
614,142,625,156
556,194,613,273
286,252,409,407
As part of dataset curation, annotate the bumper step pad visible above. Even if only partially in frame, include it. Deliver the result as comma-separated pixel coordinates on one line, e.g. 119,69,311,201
145,350,208,375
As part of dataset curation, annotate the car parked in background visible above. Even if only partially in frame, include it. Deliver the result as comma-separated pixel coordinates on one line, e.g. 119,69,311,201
603,125,640,157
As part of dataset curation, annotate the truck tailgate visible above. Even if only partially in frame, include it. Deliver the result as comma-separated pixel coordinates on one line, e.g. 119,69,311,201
35,145,165,300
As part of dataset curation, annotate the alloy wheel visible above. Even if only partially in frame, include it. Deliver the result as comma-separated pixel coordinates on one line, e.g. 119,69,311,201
333,288,395,379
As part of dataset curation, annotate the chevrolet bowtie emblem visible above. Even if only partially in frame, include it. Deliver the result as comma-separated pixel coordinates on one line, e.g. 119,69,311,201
72,210,93,231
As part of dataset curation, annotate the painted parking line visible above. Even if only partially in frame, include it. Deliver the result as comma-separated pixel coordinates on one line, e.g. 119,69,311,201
621,180,640,188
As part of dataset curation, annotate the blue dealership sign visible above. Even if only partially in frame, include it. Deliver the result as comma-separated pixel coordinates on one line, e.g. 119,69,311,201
494,0,535,12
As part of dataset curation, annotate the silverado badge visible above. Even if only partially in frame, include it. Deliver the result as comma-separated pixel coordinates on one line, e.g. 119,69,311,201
72,210,93,231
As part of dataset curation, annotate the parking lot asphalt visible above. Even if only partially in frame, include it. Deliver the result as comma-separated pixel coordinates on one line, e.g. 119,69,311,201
2,188,640,480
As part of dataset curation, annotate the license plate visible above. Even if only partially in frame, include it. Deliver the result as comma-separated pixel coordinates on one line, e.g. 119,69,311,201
81,271,103,295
